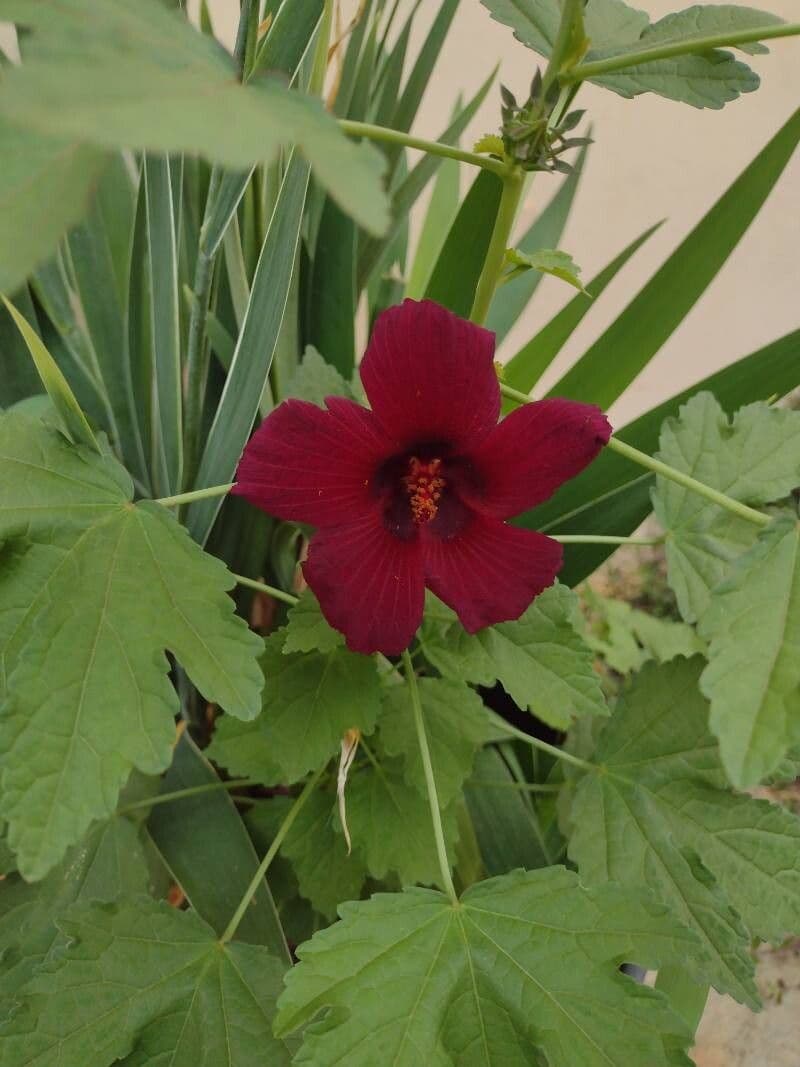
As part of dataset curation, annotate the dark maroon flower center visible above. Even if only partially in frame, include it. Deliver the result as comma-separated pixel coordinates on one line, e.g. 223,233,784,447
374,445,478,542
403,455,445,525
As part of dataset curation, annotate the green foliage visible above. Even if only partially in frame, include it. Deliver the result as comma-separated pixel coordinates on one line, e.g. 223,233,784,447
187,154,310,544
0,119,108,297
420,585,606,729
653,393,800,622
699,518,800,788
0,0,388,236
0,297,99,451
380,678,491,804
465,746,559,873
487,143,588,343
581,587,705,675
570,657,800,1005
547,109,800,411
0,0,797,1059
282,588,343,654
247,791,368,921
208,631,381,784
145,734,289,956
284,347,354,409
590,5,786,106
0,413,263,879
503,246,586,291
481,0,782,107
276,868,696,1066
0,816,151,1011
0,898,293,1066
344,756,460,888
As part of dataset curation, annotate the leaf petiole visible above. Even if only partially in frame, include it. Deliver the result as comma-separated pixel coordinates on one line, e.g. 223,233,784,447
154,482,234,508
492,716,597,773
498,382,771,528
562,22,800,85
232,572,299,606
117,778,258,816
338,120,510,177
401,649,458,904
220,767,324,944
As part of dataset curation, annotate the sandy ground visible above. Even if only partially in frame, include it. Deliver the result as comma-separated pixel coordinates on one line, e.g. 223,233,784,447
694,942,800,1067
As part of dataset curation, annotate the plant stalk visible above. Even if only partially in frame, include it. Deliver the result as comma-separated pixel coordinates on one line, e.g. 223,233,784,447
233,573,299,606
563,22,800,84
338,120,508,176
551,534,663,545
220,768,323,944
154,482,233,508
182,167,222,491
402,649,458,904
542,0,585,95
118,778,257,816
470,167,525,326
494,717,597,772
498,382,770,528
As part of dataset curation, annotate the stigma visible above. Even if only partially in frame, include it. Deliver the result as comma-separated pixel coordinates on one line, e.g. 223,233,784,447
403,456,445,525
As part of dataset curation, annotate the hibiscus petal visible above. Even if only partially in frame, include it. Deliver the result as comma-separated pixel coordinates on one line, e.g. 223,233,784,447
304,516,425,655
469,398,611,519
360,299,500,453
423,514,563,633
232,396,392,527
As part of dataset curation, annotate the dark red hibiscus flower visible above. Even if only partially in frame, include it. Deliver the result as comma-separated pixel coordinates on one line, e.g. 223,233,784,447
234,299,611,655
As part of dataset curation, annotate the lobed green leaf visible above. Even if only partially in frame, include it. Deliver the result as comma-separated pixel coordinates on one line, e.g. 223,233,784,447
276,867,695,1066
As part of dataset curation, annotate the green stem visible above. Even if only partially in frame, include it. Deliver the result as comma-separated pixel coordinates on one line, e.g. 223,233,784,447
470,167,525,325
182,167,222,490
472,779,563,793
542,0,585,95
606,437,770,528
220,768,323,944
310,0,334,97
338,120,509,177
233,573,299,606
563,22,800,84
498,382,771,529
154,482,233,508
401,650,458,904
494,717,597,773
551,534,663,545
118,778,257,816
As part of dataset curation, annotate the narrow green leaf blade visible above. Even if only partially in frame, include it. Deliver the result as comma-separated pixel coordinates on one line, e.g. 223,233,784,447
549,108,800,408
0,296,98,451
503,221,661,395
146,733,290,958
188,154,309,544
143,154,183,495
424,169,503,318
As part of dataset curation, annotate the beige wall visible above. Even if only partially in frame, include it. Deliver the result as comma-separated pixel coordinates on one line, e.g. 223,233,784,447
210,0,799,426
